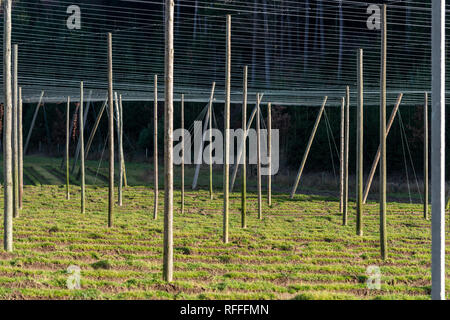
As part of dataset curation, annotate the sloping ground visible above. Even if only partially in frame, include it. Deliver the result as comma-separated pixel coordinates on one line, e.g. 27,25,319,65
0,185,448,300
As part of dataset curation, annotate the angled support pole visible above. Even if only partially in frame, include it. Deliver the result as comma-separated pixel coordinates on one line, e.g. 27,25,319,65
230,94,264,192
363,93,403,204
23,91,44,155
290,96,328,199
192,82,215,190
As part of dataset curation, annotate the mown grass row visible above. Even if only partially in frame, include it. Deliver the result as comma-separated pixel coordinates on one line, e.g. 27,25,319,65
0,180,449,300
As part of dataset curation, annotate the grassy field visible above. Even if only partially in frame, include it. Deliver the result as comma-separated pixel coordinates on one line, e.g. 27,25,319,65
0,156,449,300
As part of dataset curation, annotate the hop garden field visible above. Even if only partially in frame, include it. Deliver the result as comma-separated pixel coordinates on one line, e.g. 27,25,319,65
0,157,449,300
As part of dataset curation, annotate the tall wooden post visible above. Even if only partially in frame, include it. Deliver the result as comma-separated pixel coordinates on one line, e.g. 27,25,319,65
12,44,18,218
114,92,122,206
209,87,214,200
431,0,445,301
231,105,258,191
18,87,23,209
72,94,92,174
424,92,429,220
223,14,231,243
163,0,174,283
3,0,13,252
119,96,127,187
107,32,114,228
380,4,388,260
153,74,158,219
339,97,345,213
181,94,185,214
241,66,248,228
356,49,364,236
66,96,70,200
290,97,328,198
80,82,85,214
256,94,262,219
209,85,214,200
343,86,350,225
267,102,272,207
363,94,403,204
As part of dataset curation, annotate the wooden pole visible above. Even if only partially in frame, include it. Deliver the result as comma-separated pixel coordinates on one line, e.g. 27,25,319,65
431,0,445,300
85,99,107,159
380,4,388,260
339,97,345,213
80,82,85,214
3,0,13,252
119,95,127,188
290,96,328,199
18,87,23,209
192,82,215,190
66,96,70,200
223,14,231,243
363,93,403,204
424,92,429,220
230,105,258,191
267,102,272,207
163,0,174,282
181,94,185,214
256,94,262,219
107,32,114,228
343,86,349,225
241,66,247,228
114,92,122,206
153,74,158,219
356,49,364,236
24,91,44,155
72,92,91,174
12,44,18,218
209,84,214,200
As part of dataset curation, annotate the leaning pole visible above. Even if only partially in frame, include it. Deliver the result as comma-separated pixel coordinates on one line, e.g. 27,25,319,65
163,0,174,282
431,0,445,301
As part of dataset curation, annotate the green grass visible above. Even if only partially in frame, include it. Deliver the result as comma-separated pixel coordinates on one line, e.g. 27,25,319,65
0,156,448,300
